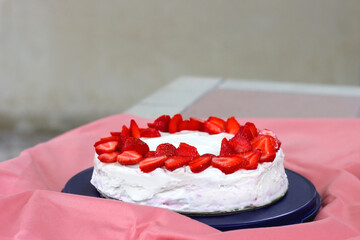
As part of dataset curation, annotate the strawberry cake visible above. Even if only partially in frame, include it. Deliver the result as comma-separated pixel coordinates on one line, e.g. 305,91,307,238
90,115,288,214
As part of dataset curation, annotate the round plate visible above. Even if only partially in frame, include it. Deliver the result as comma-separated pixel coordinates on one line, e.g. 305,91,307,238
62,168,321,231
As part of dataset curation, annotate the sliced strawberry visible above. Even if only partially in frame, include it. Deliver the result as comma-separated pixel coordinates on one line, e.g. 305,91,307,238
144,150,156,158
219,138,236,156
212,156,245,174
176,142,200,158
140,128,161,138
147,115,171,132
116,135,127,152
251,135,277,162
109,126,130,138
94,135,126,153
110,126,131,137
268,136,281,151
259,129,281,150
239,125,253,140
155,143,177,157
121,125,130,138
94,136,120,147
130,120,141,138
190,117,205,123
178,119,202,131
139,156,167,173
237,149,261,170
189,155,213,173
110,131,122,136
168,114,183,133
122,137,150,156
97,152,120,163
165,156,192,171
245,122,258,139
189,117,205,131
201,153,216,158
228,131,252,153
204,116,226,134
245,150,261,170
237,150,255,159
117,150,143,165
260,151,276,163
95,141,119,154
225,116,241,135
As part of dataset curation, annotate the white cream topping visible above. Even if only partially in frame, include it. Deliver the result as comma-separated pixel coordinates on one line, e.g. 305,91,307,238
141,131,234,155
90,131,288,213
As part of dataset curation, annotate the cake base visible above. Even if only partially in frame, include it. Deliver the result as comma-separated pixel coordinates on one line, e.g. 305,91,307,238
97,188,288,216
62,168,321,230
90,148,288,213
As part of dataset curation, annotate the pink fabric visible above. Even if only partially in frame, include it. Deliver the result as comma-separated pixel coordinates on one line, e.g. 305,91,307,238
0,114,359,239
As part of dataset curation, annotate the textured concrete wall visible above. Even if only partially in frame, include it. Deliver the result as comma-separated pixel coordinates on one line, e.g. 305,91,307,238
1,0,359,131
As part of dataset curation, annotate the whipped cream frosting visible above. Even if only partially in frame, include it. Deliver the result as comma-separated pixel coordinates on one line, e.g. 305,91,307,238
91,131,288,213
141,131,234,155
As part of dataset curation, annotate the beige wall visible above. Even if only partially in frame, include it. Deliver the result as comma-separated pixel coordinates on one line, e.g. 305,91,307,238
1,0,359,131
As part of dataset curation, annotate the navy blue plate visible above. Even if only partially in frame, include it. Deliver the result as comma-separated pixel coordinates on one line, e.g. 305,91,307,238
62,168,321,231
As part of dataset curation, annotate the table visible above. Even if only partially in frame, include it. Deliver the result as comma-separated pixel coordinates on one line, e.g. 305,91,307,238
125,76,360,118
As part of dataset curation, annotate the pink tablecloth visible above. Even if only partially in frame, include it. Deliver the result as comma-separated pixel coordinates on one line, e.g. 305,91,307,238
0,114,359,239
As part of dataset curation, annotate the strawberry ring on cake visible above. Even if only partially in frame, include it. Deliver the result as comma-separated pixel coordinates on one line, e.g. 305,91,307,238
90,115,288,214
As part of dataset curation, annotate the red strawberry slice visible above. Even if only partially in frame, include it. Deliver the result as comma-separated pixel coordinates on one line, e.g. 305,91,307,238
108,126,130,138
97,152,120,163
144,150,156,158
140,128,161,138
204,116,226,134
103,135,127,151
94,136,120,147
122,137,150,156
130,120,141,138
190,117,205,123
244,150,261,170
238,149,261,170
95,141,119,155
244,122,258,139
237,150,255,159
147,115,171,132
165,156,192,171
201,153,216,158
176,142,200,158
239,125,253,140
110,131,122,136
121,125,130,137
117,150,143,165
139,156,168,173
189,117,205,131
118,135,128,151
155,143,177,157
169,114,183,133
178,119,202,131
225,116,241,135
251,135,277,162
228,131,252,153
259,129,281,150
268,137,281,151
110,126,131,137
189,155,213,173
219,138,236,156
212,156,245,174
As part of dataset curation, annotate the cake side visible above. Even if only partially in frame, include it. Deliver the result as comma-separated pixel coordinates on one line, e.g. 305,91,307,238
91,148,287,213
